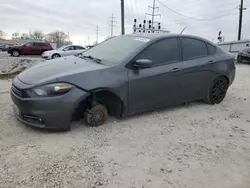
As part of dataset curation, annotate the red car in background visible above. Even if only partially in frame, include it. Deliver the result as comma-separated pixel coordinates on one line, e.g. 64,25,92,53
8,41,53,57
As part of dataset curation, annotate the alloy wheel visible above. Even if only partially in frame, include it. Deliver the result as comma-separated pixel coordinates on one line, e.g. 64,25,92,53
210,78,228,104
52,54,60,59
12,51,19,57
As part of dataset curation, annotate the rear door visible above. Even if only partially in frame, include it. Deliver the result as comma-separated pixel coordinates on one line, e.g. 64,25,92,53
74,46,86,54
128,37,184,114
39,42,52,53
33,42,44,55
180,37,216,102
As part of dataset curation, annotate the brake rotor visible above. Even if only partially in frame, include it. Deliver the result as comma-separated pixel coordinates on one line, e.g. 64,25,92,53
84,104,108,127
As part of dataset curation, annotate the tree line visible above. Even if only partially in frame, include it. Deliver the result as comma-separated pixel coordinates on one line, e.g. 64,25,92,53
0,30,72,47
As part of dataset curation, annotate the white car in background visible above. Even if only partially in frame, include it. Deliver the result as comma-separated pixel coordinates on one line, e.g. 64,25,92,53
41,45,86,60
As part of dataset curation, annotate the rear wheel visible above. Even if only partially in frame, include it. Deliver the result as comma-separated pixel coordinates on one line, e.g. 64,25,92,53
12,50,20,57
205,76,228,104
84,104,108,127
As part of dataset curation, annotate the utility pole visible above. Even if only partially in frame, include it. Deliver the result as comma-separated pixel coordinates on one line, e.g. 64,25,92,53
238,0,244,41
121,0,125,35
95,25,100,44
146,0,161,27
109,13,117,37
88,36,90,45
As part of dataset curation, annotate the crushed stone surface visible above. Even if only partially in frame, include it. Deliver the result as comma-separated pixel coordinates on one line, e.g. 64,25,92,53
0,64,250,188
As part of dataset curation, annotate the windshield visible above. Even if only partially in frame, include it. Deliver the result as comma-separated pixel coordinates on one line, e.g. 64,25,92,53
57,45,67,50
82,35,151,66
21,42,29,46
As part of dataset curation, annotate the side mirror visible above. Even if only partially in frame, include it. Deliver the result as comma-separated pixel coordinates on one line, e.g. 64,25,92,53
134,59,152,68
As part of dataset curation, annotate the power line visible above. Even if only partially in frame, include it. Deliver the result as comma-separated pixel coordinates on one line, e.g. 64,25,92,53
109,13,117,37
175,1,238,13
156,0,239,21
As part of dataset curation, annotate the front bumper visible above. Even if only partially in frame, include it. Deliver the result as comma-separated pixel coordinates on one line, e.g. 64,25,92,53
11,80,90,130
7,49,12,54
41,53,51,60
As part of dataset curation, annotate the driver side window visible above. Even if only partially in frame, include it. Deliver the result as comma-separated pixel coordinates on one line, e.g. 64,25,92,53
136,38,181,66
64,46,74,51
24,42,33,47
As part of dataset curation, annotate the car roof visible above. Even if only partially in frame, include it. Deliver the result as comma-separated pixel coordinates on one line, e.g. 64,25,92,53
126,33,214,44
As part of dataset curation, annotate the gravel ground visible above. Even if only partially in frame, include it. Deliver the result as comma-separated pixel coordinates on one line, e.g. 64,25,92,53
0,64,250,188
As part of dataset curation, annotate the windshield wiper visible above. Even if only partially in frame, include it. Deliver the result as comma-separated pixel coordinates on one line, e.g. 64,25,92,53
79,55,102,64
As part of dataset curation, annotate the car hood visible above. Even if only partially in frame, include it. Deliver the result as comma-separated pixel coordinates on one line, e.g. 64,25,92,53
10,45,21,48
43,49,59,55
18,55,106,85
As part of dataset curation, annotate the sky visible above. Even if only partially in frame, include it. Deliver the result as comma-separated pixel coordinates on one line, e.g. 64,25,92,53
0,0,250,45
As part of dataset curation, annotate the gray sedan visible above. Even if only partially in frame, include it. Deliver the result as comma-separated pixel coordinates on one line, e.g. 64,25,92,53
41,45,86,59
237,47,250,63
11,34,235,130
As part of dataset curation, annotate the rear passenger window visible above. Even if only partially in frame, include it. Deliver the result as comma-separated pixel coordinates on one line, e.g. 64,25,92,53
76,46,85,50
35,42,48,47
207,43,216,55
182,38,207,60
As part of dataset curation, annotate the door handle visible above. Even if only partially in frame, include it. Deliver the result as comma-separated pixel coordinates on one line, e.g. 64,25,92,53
172,68,181,72
208,60,215,64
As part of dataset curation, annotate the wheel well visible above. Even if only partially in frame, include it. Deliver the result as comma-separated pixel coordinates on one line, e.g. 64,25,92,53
72,90,124,121
52,53,61,57
218,75,229,86
12,49,20,53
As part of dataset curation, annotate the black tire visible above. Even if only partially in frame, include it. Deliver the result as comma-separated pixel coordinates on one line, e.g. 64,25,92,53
204,76,228,104
12,50,20,57
84,104,108,127
52,53,61,59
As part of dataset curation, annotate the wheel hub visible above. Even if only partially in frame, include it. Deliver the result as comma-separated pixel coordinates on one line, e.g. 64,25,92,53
93,111,104,122
84,104,108,127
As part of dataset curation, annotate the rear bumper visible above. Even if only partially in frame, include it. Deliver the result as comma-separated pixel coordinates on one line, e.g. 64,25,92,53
229,67,236,86
11,83,90,130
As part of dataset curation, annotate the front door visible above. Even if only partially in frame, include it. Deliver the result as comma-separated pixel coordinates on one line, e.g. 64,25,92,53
22,42,34,55
62,46,75,57
128,37,184,114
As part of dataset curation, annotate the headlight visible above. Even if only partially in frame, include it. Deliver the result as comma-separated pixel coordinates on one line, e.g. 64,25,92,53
26,83,73,97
